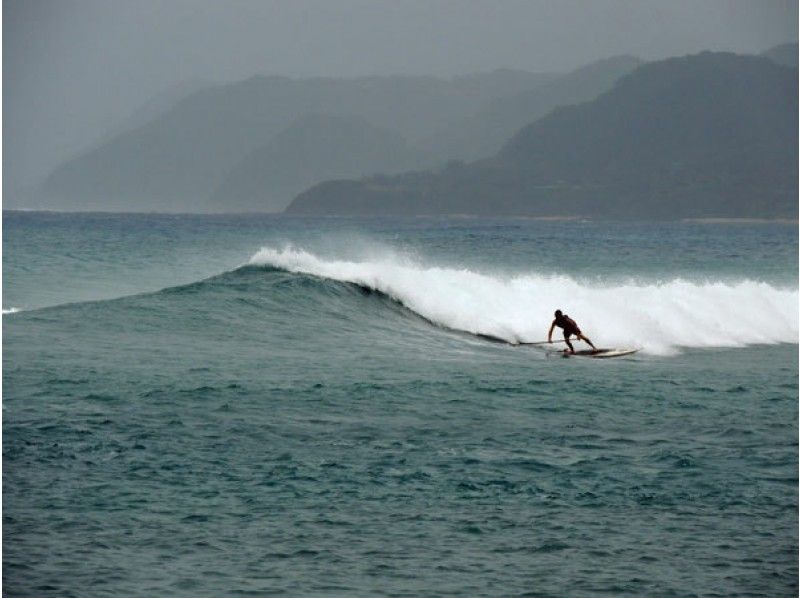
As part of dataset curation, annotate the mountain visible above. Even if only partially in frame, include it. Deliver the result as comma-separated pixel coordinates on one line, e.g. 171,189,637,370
37,71,554,212
446,69,560,101
419,56,642,162
287,52,798,220
4,80,212,204
97,79,213,145
207,114,431,212
761,42,798,67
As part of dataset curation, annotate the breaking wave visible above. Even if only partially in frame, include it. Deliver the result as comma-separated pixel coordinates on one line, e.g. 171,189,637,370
249,245,798,355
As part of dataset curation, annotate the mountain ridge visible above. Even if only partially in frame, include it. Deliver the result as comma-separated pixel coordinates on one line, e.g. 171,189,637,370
37,70,556,212
419,55,642,162
207,113,431,212
287,52,798,220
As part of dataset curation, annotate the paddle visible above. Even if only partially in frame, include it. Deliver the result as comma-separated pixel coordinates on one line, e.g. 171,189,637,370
476,334,583,347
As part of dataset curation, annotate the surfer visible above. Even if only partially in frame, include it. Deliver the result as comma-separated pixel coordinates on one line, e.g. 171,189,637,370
548,309,597,354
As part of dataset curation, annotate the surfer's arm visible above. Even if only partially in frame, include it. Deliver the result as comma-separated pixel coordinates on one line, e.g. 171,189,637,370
547,321,555,342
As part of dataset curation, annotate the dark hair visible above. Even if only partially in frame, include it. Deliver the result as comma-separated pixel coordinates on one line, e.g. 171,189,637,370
555,309,562,317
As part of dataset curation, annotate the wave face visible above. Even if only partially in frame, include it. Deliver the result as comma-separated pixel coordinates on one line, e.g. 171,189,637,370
250,245,798,355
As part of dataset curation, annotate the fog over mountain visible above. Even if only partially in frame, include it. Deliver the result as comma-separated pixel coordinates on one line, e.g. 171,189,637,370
36,71,558,212
419,55,643,162
761,42,799,67
207,114,433,213
288,53,797,220
4,0,797,214
37,56,639,212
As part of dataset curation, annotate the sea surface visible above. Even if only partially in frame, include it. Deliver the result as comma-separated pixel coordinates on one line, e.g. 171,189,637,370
3,211,798,596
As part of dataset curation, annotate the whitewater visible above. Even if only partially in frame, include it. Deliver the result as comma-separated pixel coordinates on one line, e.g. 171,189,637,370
250,245,798,355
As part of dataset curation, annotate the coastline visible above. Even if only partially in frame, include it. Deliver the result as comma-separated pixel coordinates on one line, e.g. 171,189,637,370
682,217,798,224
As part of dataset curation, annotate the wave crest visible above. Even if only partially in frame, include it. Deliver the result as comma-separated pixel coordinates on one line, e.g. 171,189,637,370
249,245,798,355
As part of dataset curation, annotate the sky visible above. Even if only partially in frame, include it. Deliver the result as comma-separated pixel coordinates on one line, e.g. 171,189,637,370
4,0,798,194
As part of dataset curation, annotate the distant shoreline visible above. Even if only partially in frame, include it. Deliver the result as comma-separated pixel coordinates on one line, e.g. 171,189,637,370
681,217,798,224
3,209,798,224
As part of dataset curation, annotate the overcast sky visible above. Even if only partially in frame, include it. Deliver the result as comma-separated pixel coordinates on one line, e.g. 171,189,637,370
4,0,798,193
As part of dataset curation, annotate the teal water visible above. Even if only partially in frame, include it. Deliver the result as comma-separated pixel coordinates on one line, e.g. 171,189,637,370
3,212,798,595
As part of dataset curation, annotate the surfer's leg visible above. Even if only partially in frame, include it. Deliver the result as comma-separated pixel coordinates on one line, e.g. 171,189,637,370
563,333,575,353
578,333,597,350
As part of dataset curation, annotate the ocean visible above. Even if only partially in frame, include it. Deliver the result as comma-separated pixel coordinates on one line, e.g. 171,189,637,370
3,211,798,595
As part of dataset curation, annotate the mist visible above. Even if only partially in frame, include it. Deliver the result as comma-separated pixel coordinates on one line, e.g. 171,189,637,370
4,0,797,207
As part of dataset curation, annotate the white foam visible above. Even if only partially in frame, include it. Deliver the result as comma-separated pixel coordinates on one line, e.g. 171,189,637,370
249,245,799,355
2,307,21,315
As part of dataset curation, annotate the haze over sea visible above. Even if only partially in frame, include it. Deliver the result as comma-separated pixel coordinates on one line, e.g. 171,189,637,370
3,211,798,595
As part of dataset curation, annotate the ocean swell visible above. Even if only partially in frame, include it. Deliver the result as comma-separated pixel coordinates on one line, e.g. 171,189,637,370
249,245,798,355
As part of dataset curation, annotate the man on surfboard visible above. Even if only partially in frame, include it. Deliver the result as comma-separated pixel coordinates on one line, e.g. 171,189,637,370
548,310,597,354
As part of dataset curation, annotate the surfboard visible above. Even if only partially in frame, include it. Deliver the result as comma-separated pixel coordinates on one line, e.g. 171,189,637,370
560,348,639,358
473,333,638,358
